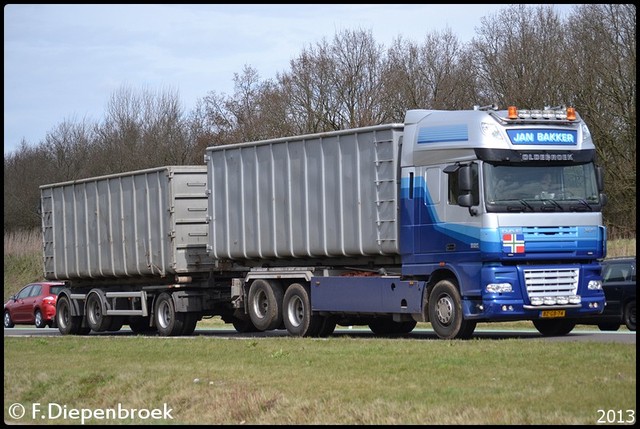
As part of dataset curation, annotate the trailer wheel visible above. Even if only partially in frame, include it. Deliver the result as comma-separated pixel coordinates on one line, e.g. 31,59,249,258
623,300,636,331
282,282,322,337
154,293,185,336
248,279,284,331
86,290,113,332
428,280,476,339
532,319,576,336
57,294,85,335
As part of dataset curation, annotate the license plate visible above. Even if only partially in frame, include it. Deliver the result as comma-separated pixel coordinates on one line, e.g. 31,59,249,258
540,310,565,318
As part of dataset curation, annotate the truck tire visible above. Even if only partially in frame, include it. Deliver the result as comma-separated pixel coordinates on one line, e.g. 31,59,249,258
248,279,283,331
154,292,185,336
57,294,89,335
85,290,113,332
428,280,476,339
623,300,636,331
282,282,323,337
532,319,576,336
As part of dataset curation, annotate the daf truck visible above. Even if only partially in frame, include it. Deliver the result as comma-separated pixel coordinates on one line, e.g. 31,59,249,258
43,105,607,339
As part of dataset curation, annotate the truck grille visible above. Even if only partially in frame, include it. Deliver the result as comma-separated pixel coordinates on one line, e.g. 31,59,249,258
524,268,579,297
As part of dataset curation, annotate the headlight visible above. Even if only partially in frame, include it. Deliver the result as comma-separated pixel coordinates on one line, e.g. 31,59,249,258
588,280,602,290
486,283,512,293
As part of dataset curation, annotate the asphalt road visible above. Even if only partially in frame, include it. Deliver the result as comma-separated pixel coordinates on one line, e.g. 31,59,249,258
3,326,636,344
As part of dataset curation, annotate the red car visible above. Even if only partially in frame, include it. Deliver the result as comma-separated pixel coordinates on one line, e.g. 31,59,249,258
4,282,65,328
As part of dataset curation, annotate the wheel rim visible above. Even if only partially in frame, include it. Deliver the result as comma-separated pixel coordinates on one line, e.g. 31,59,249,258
157,300,171,329
435,295,454,325
287,295,304,328
58,301,70,330
35,312,42,326
4,312,10,327
87,297,102,326
252,290,268,319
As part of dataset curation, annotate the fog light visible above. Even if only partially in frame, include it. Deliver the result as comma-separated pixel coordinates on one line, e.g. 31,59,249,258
569,296,581,304
543,297,557,305
530,297,543,306
556,297,569,305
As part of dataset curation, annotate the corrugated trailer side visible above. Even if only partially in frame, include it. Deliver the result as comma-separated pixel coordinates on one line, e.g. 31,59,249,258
40,165,211,281
205,124,403,261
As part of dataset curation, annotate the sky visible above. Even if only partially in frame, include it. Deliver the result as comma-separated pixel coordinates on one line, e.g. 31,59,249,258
4,4,575,156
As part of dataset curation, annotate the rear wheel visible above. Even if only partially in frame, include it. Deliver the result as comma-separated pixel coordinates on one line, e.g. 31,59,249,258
428,280,476,339
248,279,283,331
57,295,87,335
154,293,185,336
623,300,636,331
35,310,47,328
532,319,576,336
282,282,322,337
86,290,113,332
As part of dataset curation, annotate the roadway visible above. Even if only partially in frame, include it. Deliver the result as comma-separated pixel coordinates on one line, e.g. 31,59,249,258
3,326,636,344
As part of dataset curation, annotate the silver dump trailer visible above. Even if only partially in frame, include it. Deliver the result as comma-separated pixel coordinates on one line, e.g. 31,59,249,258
40,166,236,336
205,124,403,264
41,165,212,281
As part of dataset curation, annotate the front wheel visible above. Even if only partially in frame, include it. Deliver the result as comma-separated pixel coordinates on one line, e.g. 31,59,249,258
428,280,476,339
623,300,636,331
532,319,576,336
4,311,15,328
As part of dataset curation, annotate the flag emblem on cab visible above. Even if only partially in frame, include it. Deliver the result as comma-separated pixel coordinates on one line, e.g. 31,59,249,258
502,233,525,254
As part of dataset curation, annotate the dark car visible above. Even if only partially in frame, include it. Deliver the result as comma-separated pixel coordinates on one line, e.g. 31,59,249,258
4,282,65,328
578,256,636,331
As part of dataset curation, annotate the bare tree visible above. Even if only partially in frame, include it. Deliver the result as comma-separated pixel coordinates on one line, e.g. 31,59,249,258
564,4,636,238
470,4,570,107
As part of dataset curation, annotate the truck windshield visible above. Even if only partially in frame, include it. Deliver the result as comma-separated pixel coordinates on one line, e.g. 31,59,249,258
483,163,601,211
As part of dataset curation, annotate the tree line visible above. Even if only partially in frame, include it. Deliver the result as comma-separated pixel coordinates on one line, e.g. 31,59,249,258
3,4,636,238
